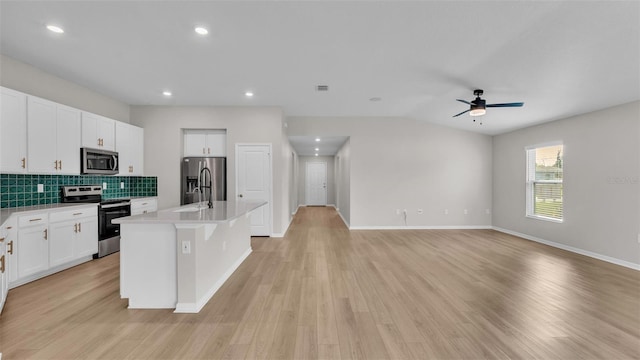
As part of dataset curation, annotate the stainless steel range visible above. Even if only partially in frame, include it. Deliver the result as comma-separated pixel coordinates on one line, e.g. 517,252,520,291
61,186,131,258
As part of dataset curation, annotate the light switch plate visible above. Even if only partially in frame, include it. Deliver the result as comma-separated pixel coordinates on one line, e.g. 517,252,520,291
102,182,107,189
37,184,44,193
120,182,124,189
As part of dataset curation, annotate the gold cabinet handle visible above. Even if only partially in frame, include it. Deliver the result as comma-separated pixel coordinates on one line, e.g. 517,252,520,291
74,223,78,233
59,160,62,169
202,147,206,154
78,223,82,232
0,237,4,242
8,241,13,255
1,255,5,273
73,212,82,216
208,147,211,154
21,157,26,169
54,160,59,170
6,226,12,229
44,228,48,240
29,218,42,222
143,210,147,214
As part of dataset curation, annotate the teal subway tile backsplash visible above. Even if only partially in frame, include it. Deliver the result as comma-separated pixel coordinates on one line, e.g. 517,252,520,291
0,174,157,208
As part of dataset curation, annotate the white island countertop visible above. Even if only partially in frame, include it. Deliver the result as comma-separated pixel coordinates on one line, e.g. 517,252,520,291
113,200,267,224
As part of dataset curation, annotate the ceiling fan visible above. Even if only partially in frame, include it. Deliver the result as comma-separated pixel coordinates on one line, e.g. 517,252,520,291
453,89,524,117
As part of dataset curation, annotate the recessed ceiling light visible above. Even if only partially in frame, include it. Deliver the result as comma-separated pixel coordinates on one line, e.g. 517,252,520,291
245,91,254,97
46,25,64,33
162,91,172,96
195,27,208,35
315,138,321,142
315,148,319,151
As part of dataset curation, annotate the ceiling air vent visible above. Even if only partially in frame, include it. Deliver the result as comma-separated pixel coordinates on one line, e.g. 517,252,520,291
315,85,329,92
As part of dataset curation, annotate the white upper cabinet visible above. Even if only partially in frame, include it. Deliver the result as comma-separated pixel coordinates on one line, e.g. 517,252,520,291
0,87,28,173
55,105,81,174
116,122,144,175
27,97,81,174
184,129,226,157
82,112,115,151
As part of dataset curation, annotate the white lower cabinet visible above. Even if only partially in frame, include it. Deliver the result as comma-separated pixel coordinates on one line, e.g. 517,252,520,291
75,217,98,258
12,205,98,287
17,214,49,279
131,198,158,215
1,225,8,313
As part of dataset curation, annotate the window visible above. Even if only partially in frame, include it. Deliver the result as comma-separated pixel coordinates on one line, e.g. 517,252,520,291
526,143,563,222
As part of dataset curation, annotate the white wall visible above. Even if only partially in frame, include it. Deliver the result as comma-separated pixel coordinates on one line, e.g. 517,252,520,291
287,117,493,228
0,55,130,122
493,101,640,266
335,139,351,226
130,106,290,236
297,156,335,206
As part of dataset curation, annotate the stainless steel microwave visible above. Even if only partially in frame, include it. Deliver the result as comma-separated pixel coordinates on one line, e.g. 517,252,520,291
81,148,119,175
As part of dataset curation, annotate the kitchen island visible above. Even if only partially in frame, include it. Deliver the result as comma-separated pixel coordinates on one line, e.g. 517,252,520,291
113,200,266,313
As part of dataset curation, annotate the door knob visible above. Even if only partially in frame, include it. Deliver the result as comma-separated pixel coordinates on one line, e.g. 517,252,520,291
238,194,243,198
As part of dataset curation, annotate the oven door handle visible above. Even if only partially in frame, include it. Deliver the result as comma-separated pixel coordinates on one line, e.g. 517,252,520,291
101,202,130,209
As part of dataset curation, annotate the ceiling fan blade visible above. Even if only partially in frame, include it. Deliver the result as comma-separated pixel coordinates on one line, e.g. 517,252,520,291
453,109,470,117
486,102,524,108
456,99,472,105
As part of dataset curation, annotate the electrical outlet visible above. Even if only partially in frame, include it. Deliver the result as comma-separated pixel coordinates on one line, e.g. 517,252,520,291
182,241,191,254
37,184,44,193
444,209,449,215
120,182,125,189
464,209,468,215
417,209,424,215
102,182,107,189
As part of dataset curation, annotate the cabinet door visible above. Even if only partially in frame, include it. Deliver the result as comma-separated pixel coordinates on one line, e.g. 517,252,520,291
81,112,99,148
27,97,57,173
115,122,131,175
184,132,207,156
5,221,18,285
1,241,6,314
18,225,49,278
131,125,144,175
98,117,115,151
205,132,226,156
0,87,27,173
75,218,98,258
49,220,76,267
56,105,81,174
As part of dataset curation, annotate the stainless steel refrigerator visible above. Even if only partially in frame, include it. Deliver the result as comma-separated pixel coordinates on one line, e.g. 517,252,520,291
181,157,226,205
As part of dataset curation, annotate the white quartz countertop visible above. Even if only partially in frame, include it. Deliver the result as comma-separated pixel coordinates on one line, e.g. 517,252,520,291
0,202,99,225
113,200,267,225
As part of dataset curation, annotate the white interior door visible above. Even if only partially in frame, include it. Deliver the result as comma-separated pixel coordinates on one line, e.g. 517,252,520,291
305,162,327,206
236,144,272,236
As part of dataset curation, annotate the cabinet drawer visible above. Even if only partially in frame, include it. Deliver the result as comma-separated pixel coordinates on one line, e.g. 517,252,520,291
18,213,49,227
49,206,97,223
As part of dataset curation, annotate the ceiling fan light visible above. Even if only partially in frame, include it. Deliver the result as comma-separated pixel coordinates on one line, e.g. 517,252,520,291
469,108,486,116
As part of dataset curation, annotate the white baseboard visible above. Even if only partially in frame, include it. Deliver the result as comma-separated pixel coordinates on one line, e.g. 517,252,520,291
493,227,640,271
9,255,94,289
174,248,253,313
349,225,492,230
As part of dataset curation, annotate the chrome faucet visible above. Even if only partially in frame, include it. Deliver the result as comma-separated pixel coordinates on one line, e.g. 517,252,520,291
199,166,213,208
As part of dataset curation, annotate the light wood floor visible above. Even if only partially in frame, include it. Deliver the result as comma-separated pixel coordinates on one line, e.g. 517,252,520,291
1,206,639,359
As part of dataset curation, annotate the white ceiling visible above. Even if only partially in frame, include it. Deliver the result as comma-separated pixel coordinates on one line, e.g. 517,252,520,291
1,1,638,141
288,136,349,156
